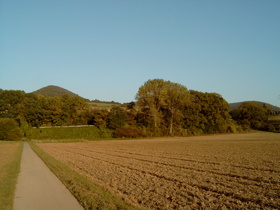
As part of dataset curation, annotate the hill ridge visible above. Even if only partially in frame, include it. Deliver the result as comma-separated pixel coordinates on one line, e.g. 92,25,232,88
32,85,81,98
229,101,280,112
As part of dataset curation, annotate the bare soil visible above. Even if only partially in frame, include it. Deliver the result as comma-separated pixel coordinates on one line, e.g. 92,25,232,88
38,133,280,209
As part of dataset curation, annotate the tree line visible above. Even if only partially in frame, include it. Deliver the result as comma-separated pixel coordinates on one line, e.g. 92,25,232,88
0,79,275,140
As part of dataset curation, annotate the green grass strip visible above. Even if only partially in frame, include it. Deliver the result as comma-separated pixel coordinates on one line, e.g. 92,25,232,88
29,142,136,210
0,142,23,210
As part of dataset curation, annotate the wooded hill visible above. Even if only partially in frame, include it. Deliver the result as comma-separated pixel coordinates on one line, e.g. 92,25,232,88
32,85,125,109
230,101,280,112
32,85,82,98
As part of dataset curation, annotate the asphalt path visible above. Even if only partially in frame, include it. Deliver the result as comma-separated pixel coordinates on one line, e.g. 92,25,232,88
13,142,83,210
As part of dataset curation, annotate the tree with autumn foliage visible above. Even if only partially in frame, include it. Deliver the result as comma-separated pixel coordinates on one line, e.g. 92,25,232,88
136,79,190,136
230,102,269,130
183,90,232,134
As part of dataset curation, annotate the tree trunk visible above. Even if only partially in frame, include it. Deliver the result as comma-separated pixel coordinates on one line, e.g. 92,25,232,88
169,112,174,136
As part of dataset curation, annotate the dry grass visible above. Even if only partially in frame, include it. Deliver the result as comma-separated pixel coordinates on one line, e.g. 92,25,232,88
37,133,280,209
0,142,22,210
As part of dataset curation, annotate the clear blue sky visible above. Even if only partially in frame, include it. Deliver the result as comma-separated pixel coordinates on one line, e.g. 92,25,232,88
1,0,279,106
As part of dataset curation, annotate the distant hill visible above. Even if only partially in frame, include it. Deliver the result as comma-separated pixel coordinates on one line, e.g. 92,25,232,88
229,101,280,112
32,85,82,98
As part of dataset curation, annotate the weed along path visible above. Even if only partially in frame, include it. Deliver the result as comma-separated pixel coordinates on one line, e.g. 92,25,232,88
13,142,83,210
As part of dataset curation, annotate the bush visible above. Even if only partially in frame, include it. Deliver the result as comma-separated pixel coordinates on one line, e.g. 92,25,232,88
114,127,147,138
222,121,244,134
0,118,23,141
26,126,113,140
262,121,280,133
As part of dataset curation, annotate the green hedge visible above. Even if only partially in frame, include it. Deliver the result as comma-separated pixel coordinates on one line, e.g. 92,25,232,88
26,126,113,140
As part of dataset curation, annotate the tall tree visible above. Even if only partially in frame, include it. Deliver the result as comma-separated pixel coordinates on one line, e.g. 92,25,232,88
136,79,190,135
136,79,167,129
60,95,88,125
40,97,63,126
20,93,44,127
107,106,128,130
164,81,190,135
183,91,231,134
0,90,25,118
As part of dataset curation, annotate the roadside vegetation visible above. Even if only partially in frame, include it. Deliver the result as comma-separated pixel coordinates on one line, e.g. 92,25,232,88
0,79,279,141
29,142,134,210
0,142,22,210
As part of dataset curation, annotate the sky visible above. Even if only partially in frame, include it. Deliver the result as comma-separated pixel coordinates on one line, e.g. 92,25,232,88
1,0,279,106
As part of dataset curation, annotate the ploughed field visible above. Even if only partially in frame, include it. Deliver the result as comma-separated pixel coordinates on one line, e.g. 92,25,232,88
37,133,280,209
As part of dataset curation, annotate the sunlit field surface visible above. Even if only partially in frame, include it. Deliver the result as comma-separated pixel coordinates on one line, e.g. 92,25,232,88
38,133,280,209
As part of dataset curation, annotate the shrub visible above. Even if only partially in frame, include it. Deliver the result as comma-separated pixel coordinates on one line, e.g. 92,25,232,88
114,127,147,138
0,118,23,141
220,121,244,134
26,126,113,140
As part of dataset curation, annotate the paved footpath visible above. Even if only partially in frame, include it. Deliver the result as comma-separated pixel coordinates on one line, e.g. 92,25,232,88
13,143,83,210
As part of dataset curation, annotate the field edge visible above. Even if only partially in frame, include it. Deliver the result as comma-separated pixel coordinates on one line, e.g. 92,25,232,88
29,142,136,210
0,142,23,210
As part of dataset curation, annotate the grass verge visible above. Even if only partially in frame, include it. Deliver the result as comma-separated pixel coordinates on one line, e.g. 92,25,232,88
0,142,23,210
29,142,135,210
